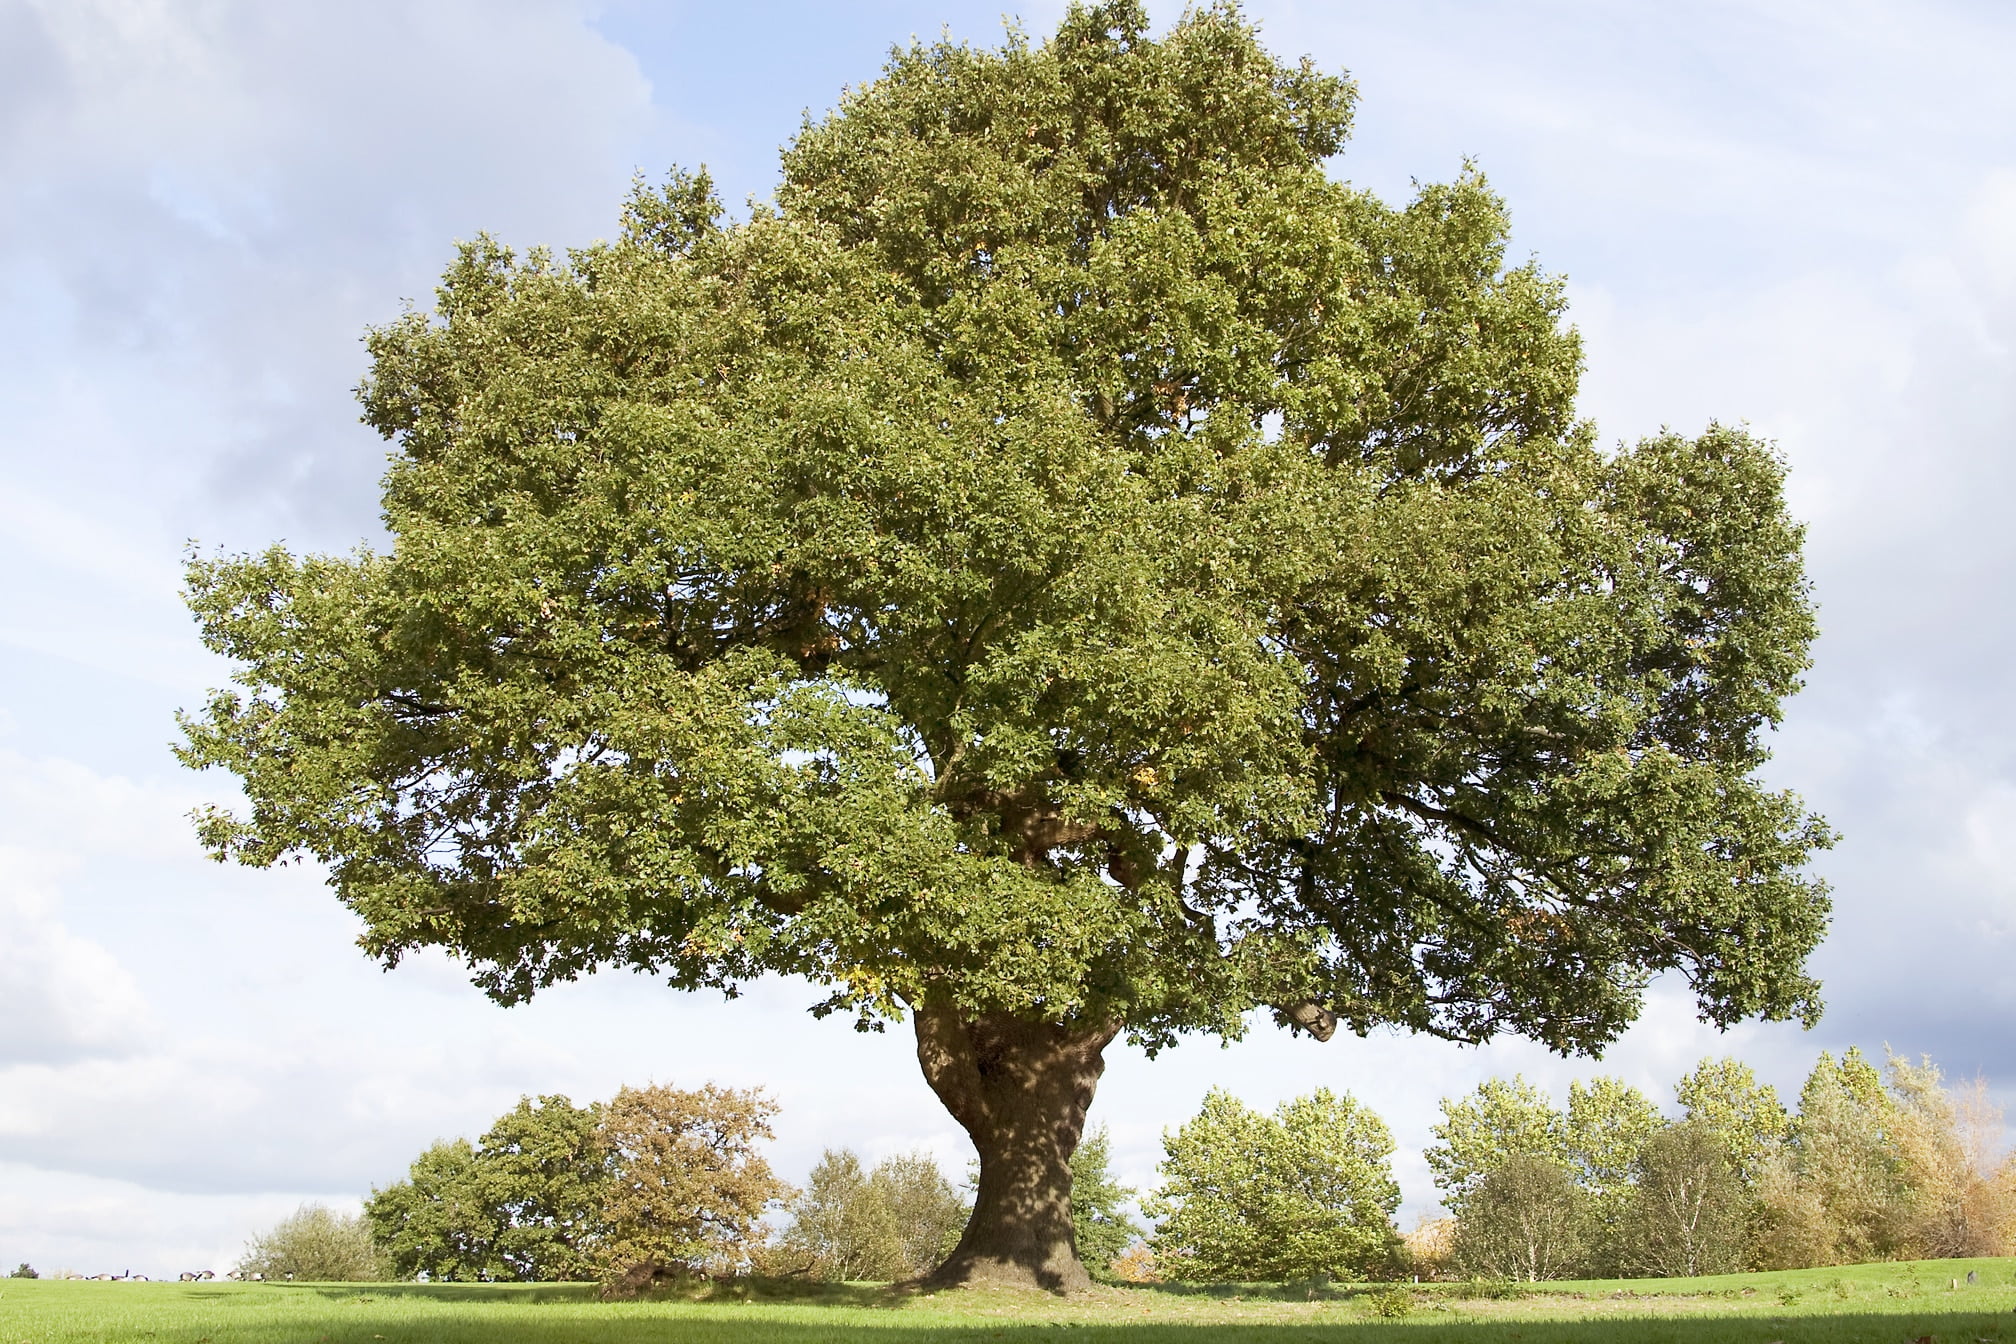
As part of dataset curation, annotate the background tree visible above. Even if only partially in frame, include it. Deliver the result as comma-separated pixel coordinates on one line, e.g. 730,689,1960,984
234,1204,385,1283
1883,1052,2013,1258
872,1151,969,1280
1449,1155,1589,1282
595,1083,788,1280
367,1095,607,1281
366,1139,493,1280
8,1264,36,1279
1426,1078,1567,1218
178,0,1831,1292
777,1148,965,1281
1068,1125,1142,1280
776,1150,903,1280
471,1095,606,1281
1675,1057,1789,1184
1148,1087,1400,1282
1753,1048,1901,1268
1563,1076,1663,1274
1617,1120,1749,1278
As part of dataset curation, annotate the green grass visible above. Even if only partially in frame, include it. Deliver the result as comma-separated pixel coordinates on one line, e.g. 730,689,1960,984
2,1259,2013,1343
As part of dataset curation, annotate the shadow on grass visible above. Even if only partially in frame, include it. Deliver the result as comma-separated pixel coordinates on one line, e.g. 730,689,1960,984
154,1310,2016,1344
261,1277,893,1308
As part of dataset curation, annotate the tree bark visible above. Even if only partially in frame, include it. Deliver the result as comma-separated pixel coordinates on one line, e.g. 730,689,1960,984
912,999,1119,1293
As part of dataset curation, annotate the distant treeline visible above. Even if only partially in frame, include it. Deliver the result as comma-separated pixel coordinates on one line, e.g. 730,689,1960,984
1407,1048,2015,1281
208,1046,2012,1288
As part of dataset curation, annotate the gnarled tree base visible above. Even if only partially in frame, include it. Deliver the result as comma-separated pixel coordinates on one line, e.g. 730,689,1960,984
913,1001,1118,1293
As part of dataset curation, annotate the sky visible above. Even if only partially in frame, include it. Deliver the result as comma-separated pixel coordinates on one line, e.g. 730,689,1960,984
1,0,2012,1278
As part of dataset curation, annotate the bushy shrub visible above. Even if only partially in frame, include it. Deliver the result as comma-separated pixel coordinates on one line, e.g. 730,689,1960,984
235,1204,386,1282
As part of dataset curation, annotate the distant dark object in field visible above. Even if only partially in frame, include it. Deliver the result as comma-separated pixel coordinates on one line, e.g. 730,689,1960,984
598,1261,705,1301
1967,1270,1979,1284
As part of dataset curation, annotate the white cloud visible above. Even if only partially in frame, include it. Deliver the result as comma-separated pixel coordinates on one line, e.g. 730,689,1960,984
0,849,152,1065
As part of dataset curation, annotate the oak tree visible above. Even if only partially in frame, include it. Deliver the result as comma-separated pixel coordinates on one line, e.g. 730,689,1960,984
595,1083,788,1279
179,0,1831,1291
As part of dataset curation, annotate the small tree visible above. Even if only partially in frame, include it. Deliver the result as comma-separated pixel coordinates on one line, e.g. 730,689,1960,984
1618,1121,1749,1278
872,1151,969,1279
596,1083,788,1280
366,1139,493,1280
780,1148,966,1281
778,1149,906,1281
367,1095,607,1281
1427,1077,1567,1219
1069,1125,1142,1280
1148,1087,1400,1282
1563,1077,1663,1274
235,1204,386,1283
470,1095,607,1280
1449,1155,1589,1282
8,1263,36,1279
1754,1047,1903,1267
1885,1052,2014,1259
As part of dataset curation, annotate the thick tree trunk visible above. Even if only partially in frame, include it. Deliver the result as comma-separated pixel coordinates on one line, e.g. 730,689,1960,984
912,999,1119,1293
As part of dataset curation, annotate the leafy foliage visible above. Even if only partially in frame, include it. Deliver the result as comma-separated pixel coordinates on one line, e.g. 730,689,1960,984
1564,1077,1663,1273
1147,1087,1399,1281
1426,1076,1566,1217
1431,1048,2016,1281
8,1263,37,1279
1754,1048,1903,1267
1676,1056,1790,1182
179,0,1829,1057
1755,1049,2016,1267
366,1140,494,1281
234,1204,386,1283
1886,1055,2014,1258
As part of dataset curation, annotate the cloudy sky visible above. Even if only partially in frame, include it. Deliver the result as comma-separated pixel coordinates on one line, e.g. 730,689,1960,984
2,0,2011,1277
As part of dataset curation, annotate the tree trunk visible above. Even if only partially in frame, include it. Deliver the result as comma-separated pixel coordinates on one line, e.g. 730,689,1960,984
912,999,1119,1293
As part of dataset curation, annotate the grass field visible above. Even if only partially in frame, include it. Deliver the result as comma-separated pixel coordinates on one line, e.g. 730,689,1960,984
3,1258,2014,1343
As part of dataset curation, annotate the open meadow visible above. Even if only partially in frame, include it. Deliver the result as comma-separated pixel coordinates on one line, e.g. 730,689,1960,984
4,1260,2015,1344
